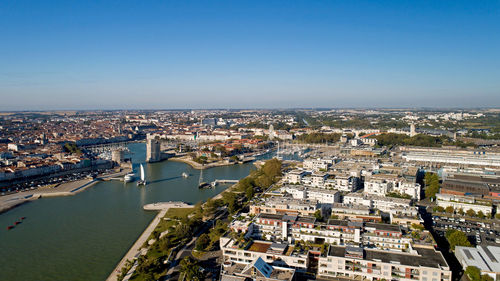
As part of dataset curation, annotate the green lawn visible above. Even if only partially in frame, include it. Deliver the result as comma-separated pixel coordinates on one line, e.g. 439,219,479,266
164,207,195,219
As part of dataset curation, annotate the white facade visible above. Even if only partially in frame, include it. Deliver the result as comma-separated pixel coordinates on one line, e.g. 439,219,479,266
364,179,392,196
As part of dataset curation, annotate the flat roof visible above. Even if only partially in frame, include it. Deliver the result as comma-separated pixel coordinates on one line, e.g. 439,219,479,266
296,216,316,224
259,213,284,220
456,246,500,273
365,222,401,232
327,219,348,227
328,246,449,269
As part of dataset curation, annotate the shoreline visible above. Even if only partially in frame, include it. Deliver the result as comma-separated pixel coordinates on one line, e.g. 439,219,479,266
0,168,131,214
106,202,192,281
108,178,244,280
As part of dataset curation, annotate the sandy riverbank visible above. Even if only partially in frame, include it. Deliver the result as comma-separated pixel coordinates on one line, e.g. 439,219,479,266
0,168,131,214
106,201,192,281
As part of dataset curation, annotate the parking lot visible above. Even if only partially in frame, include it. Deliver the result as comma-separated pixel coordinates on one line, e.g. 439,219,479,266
0,169,110,196
432,215,500,246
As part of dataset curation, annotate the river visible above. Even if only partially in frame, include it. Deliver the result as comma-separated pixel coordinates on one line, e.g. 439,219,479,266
0,143,267,281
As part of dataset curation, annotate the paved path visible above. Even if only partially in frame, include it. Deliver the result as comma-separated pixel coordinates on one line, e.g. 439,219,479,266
106,202,192,281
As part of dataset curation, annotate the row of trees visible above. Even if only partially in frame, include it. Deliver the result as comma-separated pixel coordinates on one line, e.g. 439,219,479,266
374,133,450,147
433,206,489,219
373,133,474,148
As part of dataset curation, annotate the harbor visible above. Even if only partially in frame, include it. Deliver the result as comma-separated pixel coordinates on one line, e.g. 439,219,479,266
0,142,260,281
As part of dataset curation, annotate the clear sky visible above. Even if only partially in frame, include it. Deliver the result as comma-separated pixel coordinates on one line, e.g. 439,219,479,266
0,0,499,110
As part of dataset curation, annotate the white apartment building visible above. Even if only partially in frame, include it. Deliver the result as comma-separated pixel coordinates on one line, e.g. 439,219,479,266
393,179,422,200
364,178,392,196
220,237,308,272
318,246,452,281
281,185,341,204
249,197,323,217
303,158,330,171
284,169,310,184
435,193,493,215
344,193,417,217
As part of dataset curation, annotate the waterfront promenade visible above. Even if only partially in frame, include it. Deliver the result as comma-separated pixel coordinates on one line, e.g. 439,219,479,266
106,201,192,281
0,169,131,214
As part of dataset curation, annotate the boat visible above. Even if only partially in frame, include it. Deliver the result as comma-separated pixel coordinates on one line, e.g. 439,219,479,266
197,168,211,188
137,164,146,186
7,225,14,230
21,217,26,220
14,221,21,225
182,172,189,178
198,182,211,189
124,173,135,183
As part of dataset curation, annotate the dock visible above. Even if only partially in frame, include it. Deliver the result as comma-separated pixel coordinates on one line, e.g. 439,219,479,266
210,179,239,187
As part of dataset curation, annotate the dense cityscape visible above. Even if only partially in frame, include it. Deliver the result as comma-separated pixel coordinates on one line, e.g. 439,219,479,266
1,109,500,280
2,1,500,281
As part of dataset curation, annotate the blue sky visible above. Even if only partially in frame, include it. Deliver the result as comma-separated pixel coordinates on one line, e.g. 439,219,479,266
0,0,499,110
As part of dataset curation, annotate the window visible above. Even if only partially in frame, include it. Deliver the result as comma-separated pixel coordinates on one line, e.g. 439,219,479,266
433,272,438,276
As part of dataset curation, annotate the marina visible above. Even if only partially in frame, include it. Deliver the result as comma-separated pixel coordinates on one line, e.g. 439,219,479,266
0,142,264,281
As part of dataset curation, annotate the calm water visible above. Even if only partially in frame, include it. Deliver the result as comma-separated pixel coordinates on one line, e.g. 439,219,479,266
0,143,260,281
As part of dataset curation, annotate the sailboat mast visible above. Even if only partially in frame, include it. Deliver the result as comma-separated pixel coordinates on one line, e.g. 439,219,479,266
199,168,203,185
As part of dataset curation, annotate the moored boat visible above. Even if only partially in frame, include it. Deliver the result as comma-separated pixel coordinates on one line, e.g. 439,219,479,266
198,182,211,189
137,164,146,186
124,173,135,183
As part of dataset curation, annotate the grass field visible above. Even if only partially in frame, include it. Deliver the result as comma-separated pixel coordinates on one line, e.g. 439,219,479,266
164,207,195,219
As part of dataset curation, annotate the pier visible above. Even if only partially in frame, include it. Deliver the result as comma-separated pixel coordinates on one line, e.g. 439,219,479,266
210,179,239,186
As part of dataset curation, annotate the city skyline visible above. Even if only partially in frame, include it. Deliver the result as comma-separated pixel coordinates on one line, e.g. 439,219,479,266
1,0,499,110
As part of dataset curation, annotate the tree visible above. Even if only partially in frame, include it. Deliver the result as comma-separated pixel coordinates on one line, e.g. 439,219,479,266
433,206,445,213
477,211,486,219
424,172,440,199
245,185,255,199
204,198,221,216
195,233,211,251
445,229,472,250
314,210,323,222
179,257,204,281
193,201,204,218
135,256,161,277
445,206,454,214
261,158,282,180
209,221,228,244
458,208,465,216
222,192,240,214
466,209,476,217
465,266,481,281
